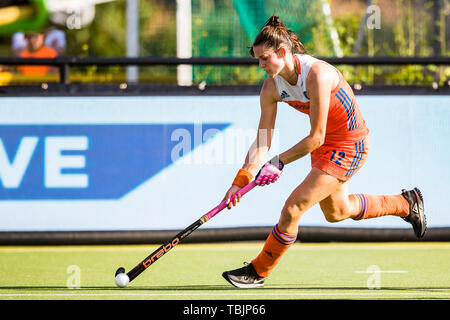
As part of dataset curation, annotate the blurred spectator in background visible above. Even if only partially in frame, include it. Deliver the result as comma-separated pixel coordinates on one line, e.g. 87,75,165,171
44,28,66,56
12,28,66,57
17,31,58,76
12,31,27,56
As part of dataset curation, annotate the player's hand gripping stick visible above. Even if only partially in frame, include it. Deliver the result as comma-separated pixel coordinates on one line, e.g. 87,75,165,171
255,156,284,186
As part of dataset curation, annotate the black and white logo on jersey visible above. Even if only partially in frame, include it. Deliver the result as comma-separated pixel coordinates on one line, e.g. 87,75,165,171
280,90,290,99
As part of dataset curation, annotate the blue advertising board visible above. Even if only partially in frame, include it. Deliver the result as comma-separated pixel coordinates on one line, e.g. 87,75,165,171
0,95,448,231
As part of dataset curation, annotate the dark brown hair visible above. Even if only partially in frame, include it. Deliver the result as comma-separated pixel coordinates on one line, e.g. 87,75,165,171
249,15,307,57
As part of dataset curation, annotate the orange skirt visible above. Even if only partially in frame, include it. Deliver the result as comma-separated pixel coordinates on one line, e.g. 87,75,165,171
311,135,369,181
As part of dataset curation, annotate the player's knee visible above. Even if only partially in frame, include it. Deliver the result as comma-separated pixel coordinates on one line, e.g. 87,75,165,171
281,198,309,224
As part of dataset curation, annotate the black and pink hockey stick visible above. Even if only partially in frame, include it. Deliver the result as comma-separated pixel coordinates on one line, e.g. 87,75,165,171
115,180,257,285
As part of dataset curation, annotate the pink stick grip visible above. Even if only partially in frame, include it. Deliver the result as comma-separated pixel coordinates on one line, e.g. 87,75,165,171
204,180,257,220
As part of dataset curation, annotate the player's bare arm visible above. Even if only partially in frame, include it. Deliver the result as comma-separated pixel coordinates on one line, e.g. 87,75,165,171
223,77,279,208
243,77,280,175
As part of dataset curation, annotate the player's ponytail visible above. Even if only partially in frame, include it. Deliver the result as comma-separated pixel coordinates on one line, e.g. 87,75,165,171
263,15,285,29
250,15,308,57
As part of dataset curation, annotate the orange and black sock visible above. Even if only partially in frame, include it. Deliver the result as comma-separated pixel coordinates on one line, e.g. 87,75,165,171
351,194,409,220
251,224,297,278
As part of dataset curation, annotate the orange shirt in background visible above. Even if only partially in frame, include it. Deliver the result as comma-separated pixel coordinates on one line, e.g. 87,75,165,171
18,46,58,75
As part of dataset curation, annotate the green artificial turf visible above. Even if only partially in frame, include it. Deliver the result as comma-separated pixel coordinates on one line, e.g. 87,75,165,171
0,242,449,300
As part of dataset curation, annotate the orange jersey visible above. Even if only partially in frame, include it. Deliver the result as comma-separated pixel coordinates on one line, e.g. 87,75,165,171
18,46,58,76
273,54,370,180
274,54,369,144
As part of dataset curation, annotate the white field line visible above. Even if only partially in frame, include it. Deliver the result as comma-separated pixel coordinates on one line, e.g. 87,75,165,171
354,270,409,274
1,242,450,253
1,291,449,297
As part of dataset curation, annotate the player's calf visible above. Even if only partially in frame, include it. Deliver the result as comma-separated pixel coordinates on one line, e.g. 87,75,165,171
323,211,348,223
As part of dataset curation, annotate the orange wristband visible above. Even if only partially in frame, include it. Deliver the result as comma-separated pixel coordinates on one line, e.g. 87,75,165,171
232,169,254,188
